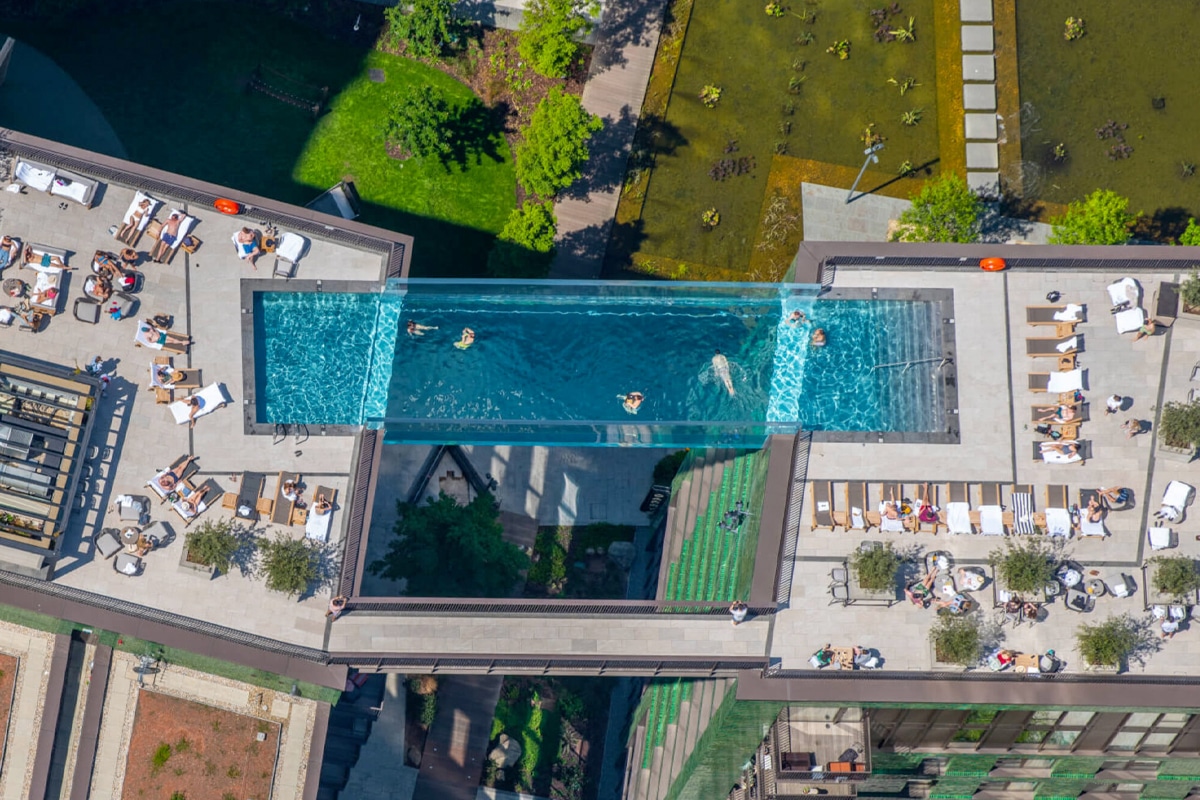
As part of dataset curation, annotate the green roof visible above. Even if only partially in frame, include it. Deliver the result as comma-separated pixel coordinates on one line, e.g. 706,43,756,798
1034,779,1090,800
945,755,998,776
1050,757,1106,778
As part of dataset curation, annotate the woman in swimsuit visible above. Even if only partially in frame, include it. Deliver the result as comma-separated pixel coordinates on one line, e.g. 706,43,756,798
1036,404,1076,423
406,320,437,337
313,494,332,515
0,236,18,270
157,455,197,492
1085,496,1105,524
141,320,192,349
455,328,476,349
117,198,152,241
179,484,211,516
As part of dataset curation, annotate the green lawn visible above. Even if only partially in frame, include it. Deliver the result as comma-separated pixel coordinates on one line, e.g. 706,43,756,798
3,2,515,276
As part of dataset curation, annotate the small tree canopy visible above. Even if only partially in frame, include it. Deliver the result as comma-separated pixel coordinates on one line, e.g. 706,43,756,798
516,88,603,200
518,0,596,78
385,85,455,160
487,201,558,278
385,0,456,59
369,491,529,597
1179,218,1200,247
1048,188,1137,245
893,173,982,243
259,534,318,597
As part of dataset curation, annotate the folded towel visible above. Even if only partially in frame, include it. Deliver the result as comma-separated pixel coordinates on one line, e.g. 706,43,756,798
1056,336,1078,353
1053,303,1084,321
946,502,972,534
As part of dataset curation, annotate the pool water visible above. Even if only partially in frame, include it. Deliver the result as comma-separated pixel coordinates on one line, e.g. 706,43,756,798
254,282,947,445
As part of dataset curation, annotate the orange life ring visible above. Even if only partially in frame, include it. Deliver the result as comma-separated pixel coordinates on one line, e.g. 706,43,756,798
980,257,1006,272
214,198,241,215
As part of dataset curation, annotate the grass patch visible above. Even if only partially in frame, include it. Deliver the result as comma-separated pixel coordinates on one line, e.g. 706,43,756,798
0,602,76,635
4,1,515,277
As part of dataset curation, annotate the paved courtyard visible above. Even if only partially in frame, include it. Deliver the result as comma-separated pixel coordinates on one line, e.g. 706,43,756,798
773,264,1200,676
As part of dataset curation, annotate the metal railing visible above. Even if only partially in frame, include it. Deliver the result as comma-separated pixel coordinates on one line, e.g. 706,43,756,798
330,653,768,675
775,432,811,603
338,429,380,598
759,667,1200,686
346,597,778,616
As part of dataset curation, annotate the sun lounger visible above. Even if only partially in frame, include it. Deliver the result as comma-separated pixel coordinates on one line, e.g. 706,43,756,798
1029,369,1086,394
231,230,260,261
1158,480,1194,522
846,482,869,531
115,191,162,246
1107,277,1141,310
1153,282,1179,328
146,454,199,501
1046,485,1068,509
945,502,972,535
1044,507,1072,537
1030,403,1089,424
148,360,200,394
810,481,835,530
168,383,231,425
879,503,905,532
306,486,337,542
1026,335,1081,357
147,210,197,264
1011,486,1034,534
1115,307,1146,334
14,158,98,207
114,552,142,576
171,478,217,526
273,232,308,279
979,483,1003,507
1034,440,1090,464
948,483,969,504
272,471,301,526
135,320,189,353
94,528,122,559
235,472,266,521
1079,516,1107,538
1148,526,1174,550
979,505,1005,535
1027,303,1086,325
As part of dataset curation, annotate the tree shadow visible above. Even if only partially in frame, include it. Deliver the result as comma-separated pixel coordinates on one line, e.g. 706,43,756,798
440,99,508,170
588,0,670,77
1134,206,1193,244
556,217,646,279
562,103,685,203
860,157,939,198
229,521,266,578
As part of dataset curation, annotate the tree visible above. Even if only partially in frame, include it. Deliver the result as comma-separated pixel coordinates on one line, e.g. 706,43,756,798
893,173,982,243
516,88,603,200
385,0,455,59
849,543,900,591
258,534,319,597
1180,218,1200,247
1048,188,1137,245
518,0,596,78
385,86,455,160
183,518,242,576
989,539,1055,594
369,491,529,597
487,201,558,278
1076,615,1140,667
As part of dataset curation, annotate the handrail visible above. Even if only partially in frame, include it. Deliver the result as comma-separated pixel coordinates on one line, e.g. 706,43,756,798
346,597,778,616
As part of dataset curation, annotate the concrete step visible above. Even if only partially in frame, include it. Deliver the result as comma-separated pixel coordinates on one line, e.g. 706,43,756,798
654,720,681,800
626,720,648,800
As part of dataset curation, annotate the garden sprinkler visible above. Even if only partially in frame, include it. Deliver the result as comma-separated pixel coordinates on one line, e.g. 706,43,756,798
846,143,884,204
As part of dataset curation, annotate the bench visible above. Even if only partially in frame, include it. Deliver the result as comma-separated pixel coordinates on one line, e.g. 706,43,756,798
14,158,99,208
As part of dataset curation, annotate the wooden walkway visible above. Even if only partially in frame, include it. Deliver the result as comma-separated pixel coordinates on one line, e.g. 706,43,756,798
550,0,668,279
412,676,503,800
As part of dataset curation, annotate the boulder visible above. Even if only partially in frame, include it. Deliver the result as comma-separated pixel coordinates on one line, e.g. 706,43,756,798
488,733,522,767
607,541,636,570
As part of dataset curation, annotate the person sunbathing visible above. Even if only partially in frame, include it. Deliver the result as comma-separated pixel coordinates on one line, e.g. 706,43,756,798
905,567,938,606
917,483,939,524
1133,319,1158,341
178,484,211,516
150,213,184,261
883,500,900,520
1041,441,1078,456
313,494,332,516
1098,486,1128,506
235,227,262,268
141,320,192,349
936,592,973,614
29,286,58,306
24,245,65,270
118,198,152,241
86,275,113,302
157,455,197,492
1036,404,1076,423
0,236,18,270
1085,496,1105,524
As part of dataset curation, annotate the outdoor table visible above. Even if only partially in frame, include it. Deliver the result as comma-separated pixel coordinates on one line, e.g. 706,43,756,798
1085,578,1106,597
1014,653,1041,673
830,647,855,670
3,278,25,298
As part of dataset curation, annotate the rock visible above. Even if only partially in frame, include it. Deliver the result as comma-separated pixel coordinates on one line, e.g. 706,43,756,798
607,541,636,570
489,733,522,768
407,745,422,767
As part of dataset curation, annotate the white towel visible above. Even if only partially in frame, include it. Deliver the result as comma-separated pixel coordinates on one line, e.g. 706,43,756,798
946,502,972,534
1148,526,1173,550
1046,369,1084,393
1056,336,1078,353
979,505,1004,535
1163,480,1193,511
1041,449,1082,464
850,506,866,530
168,383,231,425
1107,277,1140,307
123,191,161,230
1044,508,1072,537
1115,307,1146,334
1053,304,1084,322
306,507,333,542
1079,517,1107,538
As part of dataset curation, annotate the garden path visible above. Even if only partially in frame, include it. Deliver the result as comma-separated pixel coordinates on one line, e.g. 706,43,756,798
550,0,668,279
342,673,419,800
961,0,1001,192
413,675,503,800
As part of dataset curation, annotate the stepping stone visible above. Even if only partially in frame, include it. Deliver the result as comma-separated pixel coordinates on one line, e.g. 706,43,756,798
961,25,994,52
960,0,993,22
966,143,999,170
962,55,995,81
967,172,1000,193
964,113,998,140
963,83,997,111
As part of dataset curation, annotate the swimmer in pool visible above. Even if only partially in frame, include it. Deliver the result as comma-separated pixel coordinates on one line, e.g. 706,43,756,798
618,391,644,414
786,310,806,326
406,320,437,337
454,327,475,349
712,350,735,397
811,328,827,347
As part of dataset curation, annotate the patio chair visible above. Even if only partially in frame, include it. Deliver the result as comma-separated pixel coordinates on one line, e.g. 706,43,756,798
73,296,101,324
1107,277,1141,311
1148,526,1175,551
810,481,836,530
829,566,848,586
105,291,138,321
1156,480,1194,522
829,584,849,605
846,482,869,531
273,232,308,279
1107,574,1135,598
1011,485,1035,534
1028,369,1086,394
94,528,122,559
114,552,142,576
1025,335,1081,357
1064,589,1094,613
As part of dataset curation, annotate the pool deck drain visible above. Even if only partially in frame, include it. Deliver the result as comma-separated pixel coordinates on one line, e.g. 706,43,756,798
961,0,1000,192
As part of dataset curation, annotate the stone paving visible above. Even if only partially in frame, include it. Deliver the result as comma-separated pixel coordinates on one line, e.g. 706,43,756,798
960,0,1000,192
0,176,381,645
87,649,319,800
772,265,1200,675
341,673,419,800
0,620,55,800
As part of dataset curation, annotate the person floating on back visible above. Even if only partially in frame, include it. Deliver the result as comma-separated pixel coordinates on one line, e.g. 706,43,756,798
712,349,735,396
454,327,475,350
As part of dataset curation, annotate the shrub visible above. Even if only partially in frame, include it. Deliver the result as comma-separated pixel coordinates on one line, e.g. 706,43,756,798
849,543,900,592
519,690,544,789
518,0,596,78
653,450,688,485
152,743,172,773
557,689,585,724
1076,614,1139,667
385,0,456,59
989,539,1055,594
1151,556,1200,599
410,674,439,695
893,173,982,243
384,85,455,161
1180,220,1200,248
184,519,240,575
528,526,570,590
258,534,318,597
1048,188,1137,245
1179,267,1200,311
486,201,558,278
929,614,980,665
420,691,438,727
1158,401,1200,449
516,88,603,200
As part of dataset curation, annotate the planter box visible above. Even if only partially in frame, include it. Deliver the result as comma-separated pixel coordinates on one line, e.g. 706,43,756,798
178,546,216,577
1157,442,1197,463
1083,662,1121,674
930,640,972,672
1176,300,1200,327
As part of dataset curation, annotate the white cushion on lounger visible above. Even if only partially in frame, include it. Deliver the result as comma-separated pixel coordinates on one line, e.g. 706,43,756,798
1054,304,1084,321
1108,277,1141,307
50,177,90,204
123,191,161,230
306,507,333,542
979,506,1004,535
277,232,307,262
14,160,54,192
231,230,256,259
1115,307,1145,334
135,321,166,349
163,211,196,250
1079,517,1107,538
946,502,972,534
1163,480,1193,512
168,383,231,425
879,504,904,532
1148,526,1173,550
1041,448,1082,465
1044,508,1072,537
1046,369,1084,393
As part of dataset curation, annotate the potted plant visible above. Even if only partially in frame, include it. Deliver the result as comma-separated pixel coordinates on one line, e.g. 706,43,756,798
989,540,1055,595
259,533,319,597
1150,555,1200,601
850,543,900,593
181,518,240,577
929,614,981,667
1177,268,1200,323
1158,400,1200,460
1076,615,1140,672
